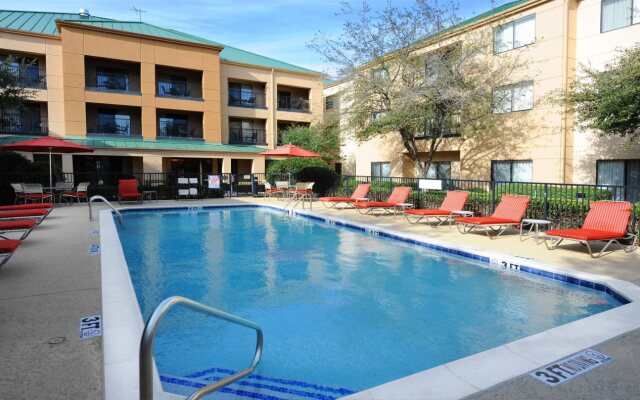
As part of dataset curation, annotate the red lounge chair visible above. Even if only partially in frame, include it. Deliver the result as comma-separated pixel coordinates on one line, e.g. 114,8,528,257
354,186,412,215
320,183,372,208
0,239,20,268
404,191,470,225
455,195,530,238
0,219,37,240
0,209,49,224
0,203,54,215
545,201,638,258
118,179,143,204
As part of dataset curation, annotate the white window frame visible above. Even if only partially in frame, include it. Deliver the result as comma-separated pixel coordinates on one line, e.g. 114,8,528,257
494,14,536,54
492,81,534,114
491,160,533,183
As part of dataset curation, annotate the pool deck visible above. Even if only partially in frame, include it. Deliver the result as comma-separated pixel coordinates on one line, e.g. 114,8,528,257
0,197,639,399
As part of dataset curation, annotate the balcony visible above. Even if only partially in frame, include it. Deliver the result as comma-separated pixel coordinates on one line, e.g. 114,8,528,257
156,67,203,100
86,105,142,137
0,113,48,135
228,90,267,108
158,118,202,140
277,95,310,113
2,64,46,88
229,128,266,145
85,57,141,94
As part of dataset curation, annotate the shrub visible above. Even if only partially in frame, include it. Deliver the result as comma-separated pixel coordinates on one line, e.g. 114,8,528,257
266,158,337,196
0,150,61,205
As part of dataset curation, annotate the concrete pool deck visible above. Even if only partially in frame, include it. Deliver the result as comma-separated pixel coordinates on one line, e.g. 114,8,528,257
0,197,639,399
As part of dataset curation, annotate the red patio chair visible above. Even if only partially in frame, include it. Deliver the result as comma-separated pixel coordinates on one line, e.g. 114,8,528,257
455,195,530,238
0,219,37,240
0,239,20,268
264,182,284,199
22,183,53,204
118,179,143,204
320,183,372,209
544,201,638,258
405,191,470,225
62,182,90,204
354,186,412,215
0,209,50,225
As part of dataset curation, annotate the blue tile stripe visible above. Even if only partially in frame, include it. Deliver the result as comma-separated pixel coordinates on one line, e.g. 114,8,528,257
185,367,353,396
161,375,287,400
118,205,631,305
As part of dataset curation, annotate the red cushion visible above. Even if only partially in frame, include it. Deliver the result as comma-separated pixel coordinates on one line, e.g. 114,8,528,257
63,191,87,197
582,201,631,237
354,201,395,208
455,216,520,225
387,187,412,204
0,239,20,254
319,197,356,202
24,193,52,199
0,203,53,211
492,195,530,221
351,184,372,199
0,220,37,230
120,192,142,198
439,191,469,212
118,179,141,196
546,228,623,241
0,209,48,218
405,209,451,216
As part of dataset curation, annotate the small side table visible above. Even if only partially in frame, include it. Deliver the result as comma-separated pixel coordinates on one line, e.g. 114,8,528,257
450,210,474,228
394,202,414,218
142,190,158,203
520,218,552,244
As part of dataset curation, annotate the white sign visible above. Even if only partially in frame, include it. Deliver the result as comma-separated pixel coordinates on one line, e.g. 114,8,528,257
419,179,443,190
531,349,613,386
90,230,99,237
208,175,221,189
88,244,100,256
243,174,251,179
79,315,102,339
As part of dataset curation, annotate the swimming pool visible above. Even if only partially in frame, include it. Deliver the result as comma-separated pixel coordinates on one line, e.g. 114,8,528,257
113,206,625,399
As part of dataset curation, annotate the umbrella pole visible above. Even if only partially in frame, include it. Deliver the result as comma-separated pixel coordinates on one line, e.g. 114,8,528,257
49,149,53,190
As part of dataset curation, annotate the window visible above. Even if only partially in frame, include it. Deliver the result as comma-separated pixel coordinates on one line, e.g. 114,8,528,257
494,15,536,53
97,109,130,135
95,67,129,91
325,95,336,110
159,114,188,137
601,0,637,32
371,162,391,178
427,162,451,179
158,75,188,97
229,82,256,106
492,81,534,113
597,160,640,186
491,160,532,182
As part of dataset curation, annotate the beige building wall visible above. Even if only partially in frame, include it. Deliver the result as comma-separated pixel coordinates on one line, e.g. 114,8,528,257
326,0,632,184
572,0,640,184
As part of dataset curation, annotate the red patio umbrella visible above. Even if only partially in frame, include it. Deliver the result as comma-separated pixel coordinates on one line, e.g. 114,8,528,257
1,137,94,189
257,143,322,158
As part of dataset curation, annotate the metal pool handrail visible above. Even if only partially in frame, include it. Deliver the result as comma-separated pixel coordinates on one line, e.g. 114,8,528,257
139,296,264,400
88,195,123,227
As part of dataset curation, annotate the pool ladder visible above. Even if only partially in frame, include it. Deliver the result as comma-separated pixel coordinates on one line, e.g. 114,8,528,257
140,296,264,400
88,195,123,227
283,192,314,213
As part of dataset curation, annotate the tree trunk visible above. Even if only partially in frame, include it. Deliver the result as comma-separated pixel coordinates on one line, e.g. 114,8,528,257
399,128,441,178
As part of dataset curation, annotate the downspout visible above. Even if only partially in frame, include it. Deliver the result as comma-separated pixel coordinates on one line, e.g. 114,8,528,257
560,0,572,183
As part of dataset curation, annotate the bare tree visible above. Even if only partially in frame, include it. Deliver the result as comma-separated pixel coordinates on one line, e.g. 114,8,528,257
310,1,523,177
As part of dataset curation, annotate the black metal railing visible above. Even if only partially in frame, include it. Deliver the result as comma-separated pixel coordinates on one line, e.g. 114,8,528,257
0,114,48,135
277,96,310,113
157,120,203,140
157,80,201,99
85,70,141,92
228,91,267,108
2,64,46,88
229,128,266,145
87,116,141,136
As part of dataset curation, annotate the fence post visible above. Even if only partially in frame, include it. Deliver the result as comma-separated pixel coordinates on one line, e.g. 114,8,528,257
543,183,549,220
251,174,257,197
490,180,495,214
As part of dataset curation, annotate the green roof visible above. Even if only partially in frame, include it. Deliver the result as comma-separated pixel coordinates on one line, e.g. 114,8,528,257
0,9,319,75
0,135,266,153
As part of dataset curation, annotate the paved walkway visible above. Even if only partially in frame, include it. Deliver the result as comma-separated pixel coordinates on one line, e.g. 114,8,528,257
0,198,638,399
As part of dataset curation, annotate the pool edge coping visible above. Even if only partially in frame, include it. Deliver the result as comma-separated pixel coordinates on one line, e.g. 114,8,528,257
100,203,640,400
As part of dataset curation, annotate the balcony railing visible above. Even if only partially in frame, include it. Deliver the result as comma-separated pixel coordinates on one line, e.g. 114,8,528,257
85,70,141,92
157,80,201,99
277,96,310,113
158,120,203,140
88,116,140,136
229,128,266,145
0,114,48,135
228,91,267,108
2,64,47,88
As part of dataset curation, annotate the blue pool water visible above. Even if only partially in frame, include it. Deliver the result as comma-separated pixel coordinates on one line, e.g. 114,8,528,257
117,207,622,399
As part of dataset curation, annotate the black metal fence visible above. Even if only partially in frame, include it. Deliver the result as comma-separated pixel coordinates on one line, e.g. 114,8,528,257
1,172,638,233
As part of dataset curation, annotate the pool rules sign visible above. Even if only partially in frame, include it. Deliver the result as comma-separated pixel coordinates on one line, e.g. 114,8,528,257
531,349,613,386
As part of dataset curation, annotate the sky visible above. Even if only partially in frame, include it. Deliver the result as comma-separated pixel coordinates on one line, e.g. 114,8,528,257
0,0,513,75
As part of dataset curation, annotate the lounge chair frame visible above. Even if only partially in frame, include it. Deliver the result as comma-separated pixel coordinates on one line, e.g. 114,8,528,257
544,233,638,258
0,226,34,240
456,221,519,239
405,213,452,226
0,252,15,268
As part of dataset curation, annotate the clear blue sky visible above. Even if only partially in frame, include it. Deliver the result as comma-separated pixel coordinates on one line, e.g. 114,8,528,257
2,0,512,74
